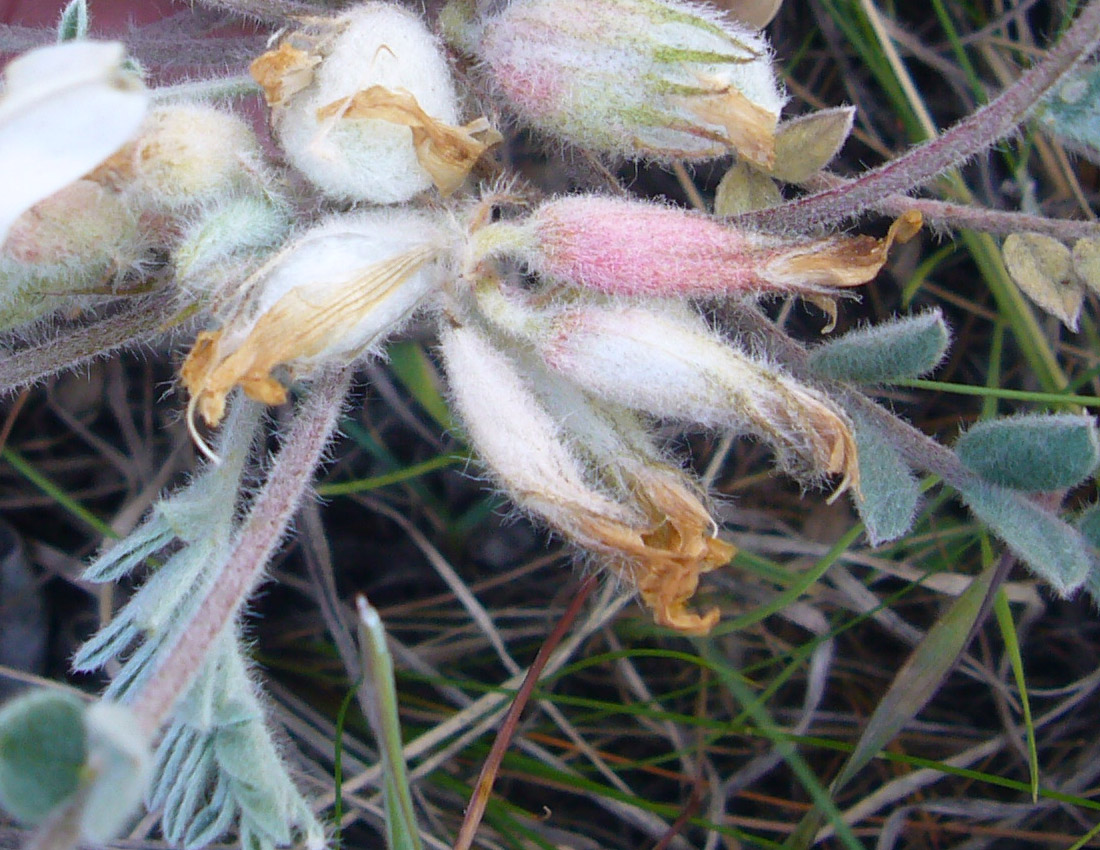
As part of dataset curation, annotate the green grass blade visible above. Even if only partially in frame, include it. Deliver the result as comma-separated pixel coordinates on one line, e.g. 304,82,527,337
830,557,997,792
317,452,466,496
356,596,424,850
387,341,454,431
993,588,1039,801
713,524,863,635
894,380,1100,408
782,556,998,847
698,641,867,850
1,447,117,539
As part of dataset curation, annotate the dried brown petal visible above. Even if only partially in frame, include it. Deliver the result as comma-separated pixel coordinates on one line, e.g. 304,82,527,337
249,42,320,108
182,244,437,429
316,86,501,195
804,295,839,333
570,470,734,635
762,210,922,289
683,76,778,168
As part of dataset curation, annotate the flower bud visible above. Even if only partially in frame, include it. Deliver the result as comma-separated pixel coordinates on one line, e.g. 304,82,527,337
251,2,500,203
487,195,921,298
171,194,293,295
181,207,453,437
93,103,269,211
0,179,146,329
536,302,859,495
441,321,731,632
531,365,735,630
3,180,140,269
443,0,785,165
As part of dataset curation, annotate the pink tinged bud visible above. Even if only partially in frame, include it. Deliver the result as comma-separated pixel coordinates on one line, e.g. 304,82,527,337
449,0,785,165
0,179,147,331
529,196,756,296
441,323,730,633
182,208,451,434
539,303,859,496
3,180,140,269
524,196,921,297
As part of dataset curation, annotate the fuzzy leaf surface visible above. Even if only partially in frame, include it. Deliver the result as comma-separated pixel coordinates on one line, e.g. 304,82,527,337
956,414,1100,491
848,407,921,544
808,310,949,384
0,691,85,826
958,480,1091,594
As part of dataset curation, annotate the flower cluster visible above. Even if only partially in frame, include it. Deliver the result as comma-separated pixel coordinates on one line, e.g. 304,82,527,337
22,2,1100,849
0,0,916,634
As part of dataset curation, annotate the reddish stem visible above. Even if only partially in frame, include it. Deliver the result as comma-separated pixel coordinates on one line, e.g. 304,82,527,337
130,369,349,734
733,1,1100,232
451,575,599,850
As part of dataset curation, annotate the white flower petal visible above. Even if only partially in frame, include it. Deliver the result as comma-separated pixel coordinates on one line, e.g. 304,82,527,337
0,41,148,245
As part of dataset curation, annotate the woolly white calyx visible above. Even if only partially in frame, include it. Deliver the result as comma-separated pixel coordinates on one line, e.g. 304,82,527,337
536,302,860,497
181,207,454,448
441,322,733,633
94,103,270,211
251,2,500,203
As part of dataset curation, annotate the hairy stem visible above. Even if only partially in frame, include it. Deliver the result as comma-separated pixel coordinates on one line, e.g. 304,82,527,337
130,368,350,734
733,0,1100,231
0,291,183,397
807,174,1100,240
189,0,324,24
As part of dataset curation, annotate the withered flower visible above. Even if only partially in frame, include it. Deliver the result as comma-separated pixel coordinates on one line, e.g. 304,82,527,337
182,208,452,455
250,2,499,204
440,321,734,633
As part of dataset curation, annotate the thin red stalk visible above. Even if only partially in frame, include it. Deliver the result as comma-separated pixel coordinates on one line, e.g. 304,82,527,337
130,369,350,734
732,0,1100,232
451,574,599,850
805,173,1100,240
650,781,703,850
